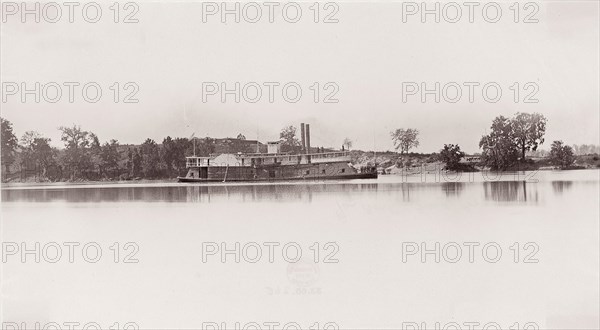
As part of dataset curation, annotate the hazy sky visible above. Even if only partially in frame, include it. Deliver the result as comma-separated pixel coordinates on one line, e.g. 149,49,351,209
2,1,599,153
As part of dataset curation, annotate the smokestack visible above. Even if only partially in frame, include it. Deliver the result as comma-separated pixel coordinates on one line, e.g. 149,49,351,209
306,124,311,154
300,123,306,154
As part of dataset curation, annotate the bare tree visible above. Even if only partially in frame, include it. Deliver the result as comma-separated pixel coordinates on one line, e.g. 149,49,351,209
391,128,419,154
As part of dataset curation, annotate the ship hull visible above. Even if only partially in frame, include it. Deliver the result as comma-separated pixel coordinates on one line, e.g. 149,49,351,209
177,172,377,183
178,161,377,183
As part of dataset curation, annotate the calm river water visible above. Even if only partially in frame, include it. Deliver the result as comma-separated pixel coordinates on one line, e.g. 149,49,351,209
1,170,599,329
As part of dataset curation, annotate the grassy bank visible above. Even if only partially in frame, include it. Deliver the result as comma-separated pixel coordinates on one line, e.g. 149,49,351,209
350,151,600,173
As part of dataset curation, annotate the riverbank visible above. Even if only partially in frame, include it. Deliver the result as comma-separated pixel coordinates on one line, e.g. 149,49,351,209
352,152,600,173
0,178,176,188
3,152,599,187
2,168,599,189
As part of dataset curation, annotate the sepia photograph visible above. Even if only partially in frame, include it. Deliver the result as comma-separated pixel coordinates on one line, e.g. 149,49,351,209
1,1,599,329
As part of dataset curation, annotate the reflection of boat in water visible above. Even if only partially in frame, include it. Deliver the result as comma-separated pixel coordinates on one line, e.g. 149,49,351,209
178,123,377,183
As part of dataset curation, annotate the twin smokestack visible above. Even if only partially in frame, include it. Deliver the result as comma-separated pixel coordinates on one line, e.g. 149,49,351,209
300,123,311,154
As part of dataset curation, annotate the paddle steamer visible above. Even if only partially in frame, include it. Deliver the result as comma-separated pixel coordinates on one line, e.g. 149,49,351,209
178,123,377,182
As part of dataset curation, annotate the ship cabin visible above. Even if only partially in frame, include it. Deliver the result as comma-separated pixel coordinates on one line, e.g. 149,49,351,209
185,149,351,168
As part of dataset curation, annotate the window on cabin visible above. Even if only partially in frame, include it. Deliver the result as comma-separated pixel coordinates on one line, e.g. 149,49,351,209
322,169,326,174
341,169,346,173
305,170,310,175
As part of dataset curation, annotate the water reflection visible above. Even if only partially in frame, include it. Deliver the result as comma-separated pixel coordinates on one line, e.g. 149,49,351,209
483,181,539,203
552,181,573,194
1,184,392,203
1,176,595,204
441,182,464,197
1,183,433,203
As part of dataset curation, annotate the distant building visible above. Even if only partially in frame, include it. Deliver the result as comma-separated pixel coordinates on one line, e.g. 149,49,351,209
460,156,481,164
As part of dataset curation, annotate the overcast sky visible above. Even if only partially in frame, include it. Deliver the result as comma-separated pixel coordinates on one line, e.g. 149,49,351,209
2,1,598,153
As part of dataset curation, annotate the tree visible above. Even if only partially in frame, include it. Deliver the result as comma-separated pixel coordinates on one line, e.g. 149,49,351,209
89,133,101,151
511,112,547,160
162,137,191,175
479,116,520,170
173,138,192,173
342,138,353,151
100,139,121,178
572,144,599,155
126,148,134,177
391,128,419,154
1,118,19,180
279,125,301,153
195,137,215,157
58,125,96,180
20,131,41,148
59,125,91,149
20,131,56,180
236,133,246,140
132,148,142,177
439,144,465,171
162,136,176,174
32,137,56,179
140,138,162,178
19,131,41,174
87,133,103,177
550,140,575,168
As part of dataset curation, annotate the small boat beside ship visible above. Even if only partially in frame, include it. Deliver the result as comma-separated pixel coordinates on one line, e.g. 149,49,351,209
177,123,377,183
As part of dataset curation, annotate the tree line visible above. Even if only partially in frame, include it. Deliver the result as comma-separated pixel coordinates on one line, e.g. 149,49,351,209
1,118,218,182
1,113,595,182
390,112,588,171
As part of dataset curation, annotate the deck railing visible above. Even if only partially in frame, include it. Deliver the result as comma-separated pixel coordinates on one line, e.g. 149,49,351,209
185,157,210,167
186,151,351,167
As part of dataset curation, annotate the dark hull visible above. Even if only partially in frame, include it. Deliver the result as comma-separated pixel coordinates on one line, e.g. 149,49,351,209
177,172,377,183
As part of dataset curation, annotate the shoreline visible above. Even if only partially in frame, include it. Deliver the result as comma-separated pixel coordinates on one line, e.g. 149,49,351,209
2,168,598,189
